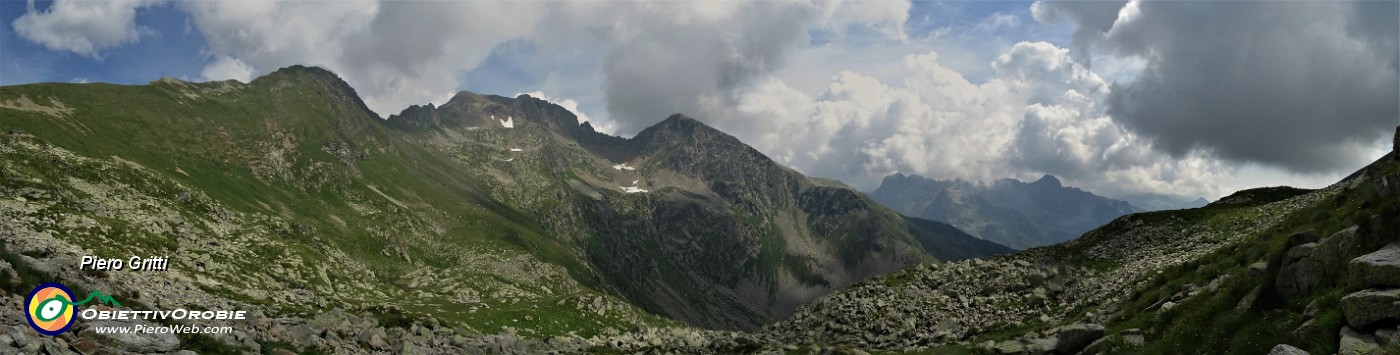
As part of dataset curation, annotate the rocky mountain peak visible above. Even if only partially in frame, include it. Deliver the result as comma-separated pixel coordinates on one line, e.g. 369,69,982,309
260,65,376,119
633,114,743,150
1032,174,1062,188
650,114,707,134
265,65,354,90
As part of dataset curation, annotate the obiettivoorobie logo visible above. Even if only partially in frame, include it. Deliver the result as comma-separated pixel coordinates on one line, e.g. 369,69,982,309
25,282,120,336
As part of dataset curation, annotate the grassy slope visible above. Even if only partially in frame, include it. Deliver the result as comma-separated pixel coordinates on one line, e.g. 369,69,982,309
0,73,669,338
1023,155,1398,354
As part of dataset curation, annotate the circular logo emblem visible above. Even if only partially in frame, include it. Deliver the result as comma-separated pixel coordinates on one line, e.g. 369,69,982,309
25,283,76,336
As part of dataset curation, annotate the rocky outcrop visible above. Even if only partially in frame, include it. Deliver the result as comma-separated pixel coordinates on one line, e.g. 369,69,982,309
1278,241,1326,299
1278,225,1387,300
1350,243,1400,290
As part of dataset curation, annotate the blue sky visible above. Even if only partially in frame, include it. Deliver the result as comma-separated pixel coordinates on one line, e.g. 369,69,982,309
1,0,205,84
2,1,1395,199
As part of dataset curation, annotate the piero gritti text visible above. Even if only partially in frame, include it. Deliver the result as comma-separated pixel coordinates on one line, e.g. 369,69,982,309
80,255,171,271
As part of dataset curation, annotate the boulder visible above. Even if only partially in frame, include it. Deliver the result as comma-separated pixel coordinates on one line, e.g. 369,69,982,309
1349,243,1400,290
1340,326,1383,355
1121,328,1145,347
1277,243,1325,299
1269,344,1311,355
1053,323,1105,354
991,339,1026,354
0,259,16,286
1080,335,1113,355
1023,337,1056,354
1341,288,1400,329
1280,226,1377,300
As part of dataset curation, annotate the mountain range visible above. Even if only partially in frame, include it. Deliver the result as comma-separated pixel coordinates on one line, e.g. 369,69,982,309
0,64,1006,350
1113,193,1210,212
1,66,1394,355
870,173,1144,249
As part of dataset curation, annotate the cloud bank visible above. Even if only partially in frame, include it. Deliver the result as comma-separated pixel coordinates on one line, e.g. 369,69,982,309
9,0,1397,199
1038,0,1399,173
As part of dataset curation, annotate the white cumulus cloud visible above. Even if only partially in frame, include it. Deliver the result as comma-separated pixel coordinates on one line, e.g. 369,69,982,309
200,56,254,83
714,41,1232,198
11,0,163,59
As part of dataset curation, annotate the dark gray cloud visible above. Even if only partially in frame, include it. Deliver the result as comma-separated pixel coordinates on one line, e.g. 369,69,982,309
1029,0,1127,65
1047,0,1398,172
599,2,822,135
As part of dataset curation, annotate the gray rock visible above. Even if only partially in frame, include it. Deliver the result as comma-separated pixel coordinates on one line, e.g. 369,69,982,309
10,332,25,348
1161,301,1177,312
1237,285,1262,311
992,339,1025,354
1022,337,1056,354
40,340,65,355
1248,261,1270,279
1080,335,1113,355
21,341,39,354
1269,344,1311,355
1342,288,1400,329
1121,329,1145,347
1376,327,1400,348
1340,326,1383,355
0,259,16,286
87,320,180,353
1277,243,1325,300
1349,243,1400,290
1053,323,1105,354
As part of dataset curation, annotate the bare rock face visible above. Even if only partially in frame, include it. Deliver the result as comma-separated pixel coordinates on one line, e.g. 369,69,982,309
1278,225,1390,300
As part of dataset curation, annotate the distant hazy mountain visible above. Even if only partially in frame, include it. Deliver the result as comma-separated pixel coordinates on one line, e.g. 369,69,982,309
1114,193,1210,211
870,174,1143,249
